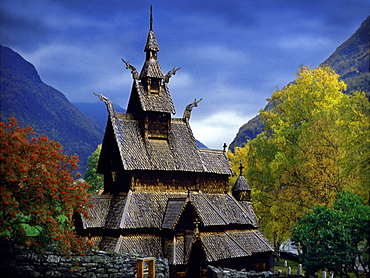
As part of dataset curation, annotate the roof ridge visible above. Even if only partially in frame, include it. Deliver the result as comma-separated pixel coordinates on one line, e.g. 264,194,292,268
253,230,274,251
194,191,229,225
89,194,113,199
119,190,132,228
199,148,224,153
197,234,217,262
224,230,252,256
110,115,130,170
227,193,255,226
114,235,123,253
162,197,188,230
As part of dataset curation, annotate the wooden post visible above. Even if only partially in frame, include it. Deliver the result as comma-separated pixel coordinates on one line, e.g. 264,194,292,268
137,257,156,278
148,259,155,278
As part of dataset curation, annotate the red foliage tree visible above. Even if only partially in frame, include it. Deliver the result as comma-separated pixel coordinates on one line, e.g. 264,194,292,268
0,118,93,253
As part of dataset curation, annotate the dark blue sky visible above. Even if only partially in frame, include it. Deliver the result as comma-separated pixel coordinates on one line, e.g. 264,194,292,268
1,0,368,148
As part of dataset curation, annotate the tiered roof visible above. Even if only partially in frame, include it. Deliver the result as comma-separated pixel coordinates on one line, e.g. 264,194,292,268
83,8,274,271
82,192,273,263
82,191,259,230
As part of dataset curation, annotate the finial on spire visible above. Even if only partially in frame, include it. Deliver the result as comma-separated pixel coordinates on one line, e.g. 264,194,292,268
150,5,153,31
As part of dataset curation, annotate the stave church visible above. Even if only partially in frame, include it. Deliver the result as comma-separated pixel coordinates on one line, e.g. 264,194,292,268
76,8,273,278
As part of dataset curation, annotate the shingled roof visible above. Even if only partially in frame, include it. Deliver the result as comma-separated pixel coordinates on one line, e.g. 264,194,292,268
134,81,173,113
102,113,233,175
233,175,251,192
82,191,259,230
139,59,164,79
91,230,273,265
200,230,274,262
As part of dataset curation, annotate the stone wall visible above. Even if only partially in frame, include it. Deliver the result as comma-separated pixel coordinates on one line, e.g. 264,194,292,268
207,265,303,278
0,241,169,278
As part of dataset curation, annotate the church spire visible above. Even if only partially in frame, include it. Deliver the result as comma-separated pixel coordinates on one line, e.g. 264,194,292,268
126,6,175,117
140,6,163,80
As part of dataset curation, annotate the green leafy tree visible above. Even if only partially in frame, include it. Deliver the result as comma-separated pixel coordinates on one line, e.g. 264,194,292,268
292,191,370,278
0,118,93,254
84,144,104,194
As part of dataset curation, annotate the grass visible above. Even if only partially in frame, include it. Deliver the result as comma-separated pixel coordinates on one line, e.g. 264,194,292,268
274,259,303,275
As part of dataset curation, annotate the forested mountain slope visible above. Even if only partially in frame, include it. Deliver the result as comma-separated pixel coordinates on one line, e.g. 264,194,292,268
0,45,103,172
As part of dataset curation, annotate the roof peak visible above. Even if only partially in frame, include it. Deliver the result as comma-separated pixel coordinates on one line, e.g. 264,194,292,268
144,6,160,53
233,175,251,192
144,30,160,52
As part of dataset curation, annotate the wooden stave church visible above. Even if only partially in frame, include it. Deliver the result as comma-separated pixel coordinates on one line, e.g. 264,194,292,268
76,9,273,277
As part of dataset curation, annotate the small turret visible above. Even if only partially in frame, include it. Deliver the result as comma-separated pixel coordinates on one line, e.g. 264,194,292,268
232,163,251,201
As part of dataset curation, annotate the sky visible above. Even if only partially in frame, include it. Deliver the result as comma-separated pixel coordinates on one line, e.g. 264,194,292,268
1,0,369,149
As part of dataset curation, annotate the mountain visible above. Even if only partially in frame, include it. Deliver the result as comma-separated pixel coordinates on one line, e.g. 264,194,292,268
321,16,370,96
229,16,370,151
0,45,103,173
73,102,126,131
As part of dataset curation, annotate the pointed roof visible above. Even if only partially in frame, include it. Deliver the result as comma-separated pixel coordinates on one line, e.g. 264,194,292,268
98,114,232,173
126,80,175,113
140,7,164,79
139,59,164,79
233,175,251,192
144,30,160,52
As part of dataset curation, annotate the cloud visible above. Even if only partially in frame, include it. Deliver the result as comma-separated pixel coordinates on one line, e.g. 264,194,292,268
190,110,255,149
1,0,368,149
277,35,333,51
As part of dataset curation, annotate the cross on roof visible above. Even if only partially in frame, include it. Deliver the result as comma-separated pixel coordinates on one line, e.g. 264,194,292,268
223,143,227,152
194,218,201,237
239,163,244,176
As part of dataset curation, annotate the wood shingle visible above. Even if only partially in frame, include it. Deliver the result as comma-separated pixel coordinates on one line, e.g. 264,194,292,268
105,113,233,174
83,191,262,230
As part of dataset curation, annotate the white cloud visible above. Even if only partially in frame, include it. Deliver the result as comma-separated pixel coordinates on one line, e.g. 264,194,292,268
190,110,255,149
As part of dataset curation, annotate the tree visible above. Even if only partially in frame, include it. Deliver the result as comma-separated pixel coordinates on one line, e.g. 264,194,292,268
228,66,370,263
291,191,370,278
0,118,93,254
84,144,104,194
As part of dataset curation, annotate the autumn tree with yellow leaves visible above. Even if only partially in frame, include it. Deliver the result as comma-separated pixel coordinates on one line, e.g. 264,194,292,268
229,66,370,262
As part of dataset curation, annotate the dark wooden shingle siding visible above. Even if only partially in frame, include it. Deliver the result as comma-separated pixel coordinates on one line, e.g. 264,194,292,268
116,234,163,258
110,114,232,175
135,81,175,113
162,198,188,229
199,230,274,262
84,191,259,230
144,30,160,52
82,195,112,229
140,59,164,79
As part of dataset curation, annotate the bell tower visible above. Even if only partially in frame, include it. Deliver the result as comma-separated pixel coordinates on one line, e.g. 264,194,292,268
125,6,177,140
